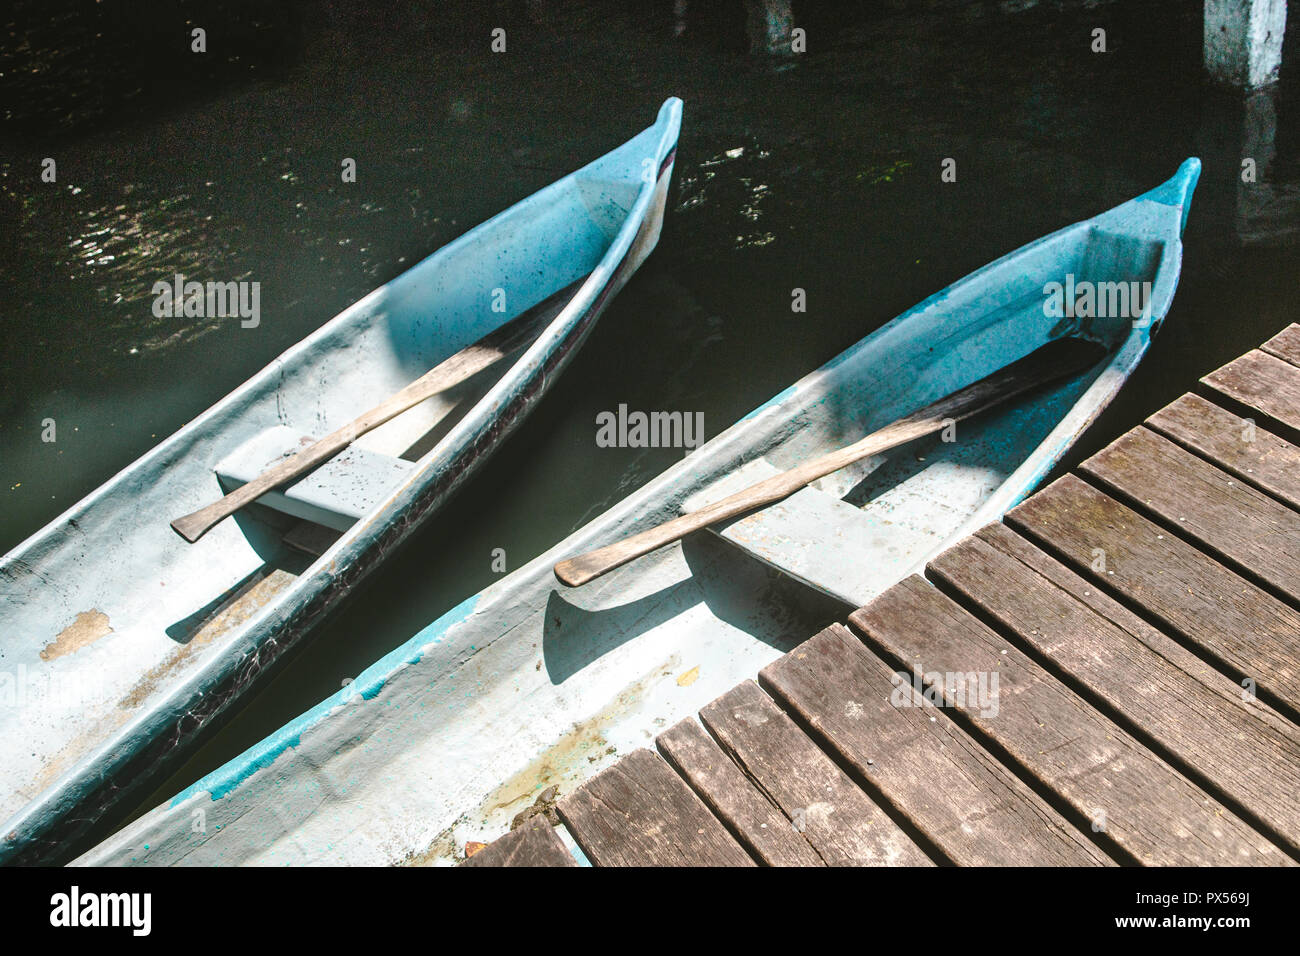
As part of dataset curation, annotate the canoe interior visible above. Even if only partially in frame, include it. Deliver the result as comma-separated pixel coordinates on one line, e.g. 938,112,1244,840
0,101,681,854
76,162,1197,866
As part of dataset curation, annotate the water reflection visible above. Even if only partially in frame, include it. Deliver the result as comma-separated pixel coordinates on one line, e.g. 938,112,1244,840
677,142,778,249
64,186,239,353
1234,87,1300,244
743,0,795,55
1192,78,1300,247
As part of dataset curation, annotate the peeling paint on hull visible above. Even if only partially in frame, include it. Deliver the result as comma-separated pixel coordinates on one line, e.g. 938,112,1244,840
41,610,114,662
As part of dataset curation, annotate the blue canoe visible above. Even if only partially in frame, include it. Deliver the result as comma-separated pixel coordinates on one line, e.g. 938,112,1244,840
77,160,1199,867
0,98,683,864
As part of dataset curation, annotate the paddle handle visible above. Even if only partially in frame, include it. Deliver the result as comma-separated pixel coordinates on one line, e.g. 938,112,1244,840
554,337,1105,587
171,305,556,543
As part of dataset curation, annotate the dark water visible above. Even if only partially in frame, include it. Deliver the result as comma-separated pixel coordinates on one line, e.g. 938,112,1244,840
2,0,1299,858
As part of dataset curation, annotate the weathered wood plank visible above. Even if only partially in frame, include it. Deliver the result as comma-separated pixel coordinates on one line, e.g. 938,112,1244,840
1146,393,1300,511
1262,323,1300,368
760,624,1113,866
1006,475,1300,717
930,530,1300,855
556,748,754,867
848,576,1288,865
656,718,824,866
698,681,932,866
1080,426,1300,602
972,522,1300,742
1202,349,1300,435
459,816,576,868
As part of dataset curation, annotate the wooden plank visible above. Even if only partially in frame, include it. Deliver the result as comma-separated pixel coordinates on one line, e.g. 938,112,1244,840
1262,323,1300,367
656,718,824,866
1202,349,1300,436
459,816,576,868
1080,426,1300,602
930,529,1300,855
760,624,1113,866
1146,393,1300,511
699,681,932,866
848,576,1288,865
1006,475,1300,717
556,748,754,867
971,522,1300,742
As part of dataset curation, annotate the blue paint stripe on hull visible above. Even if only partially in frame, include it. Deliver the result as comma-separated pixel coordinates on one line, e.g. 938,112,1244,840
171,593,481,806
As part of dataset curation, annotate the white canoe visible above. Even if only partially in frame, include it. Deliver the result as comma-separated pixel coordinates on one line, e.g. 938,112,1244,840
77,159,1199,867
0,99,683,864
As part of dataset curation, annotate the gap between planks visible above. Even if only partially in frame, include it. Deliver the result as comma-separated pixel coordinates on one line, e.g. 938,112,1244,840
849,575,1289,866
925,522,1300,859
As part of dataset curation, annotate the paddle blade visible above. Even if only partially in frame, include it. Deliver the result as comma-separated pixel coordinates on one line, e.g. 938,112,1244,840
171,512,212,543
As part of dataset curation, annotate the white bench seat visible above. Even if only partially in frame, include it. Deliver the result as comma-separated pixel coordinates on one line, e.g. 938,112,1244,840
214,425,416,531
683,456,938,607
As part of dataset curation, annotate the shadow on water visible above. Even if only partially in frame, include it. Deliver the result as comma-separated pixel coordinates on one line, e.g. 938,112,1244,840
3,0,1300,860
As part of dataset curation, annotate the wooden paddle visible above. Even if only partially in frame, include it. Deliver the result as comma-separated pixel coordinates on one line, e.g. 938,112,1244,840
553,336,1107,587
172,292,570,543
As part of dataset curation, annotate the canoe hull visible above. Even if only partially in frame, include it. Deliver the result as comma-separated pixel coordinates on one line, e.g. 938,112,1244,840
76,160,1198,868
0,101,683,865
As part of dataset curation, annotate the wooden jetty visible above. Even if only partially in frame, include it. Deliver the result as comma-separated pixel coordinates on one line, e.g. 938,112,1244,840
464,325,1300,867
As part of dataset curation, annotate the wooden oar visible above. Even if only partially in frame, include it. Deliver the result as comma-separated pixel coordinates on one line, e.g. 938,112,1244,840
172,296,567,543
554,336,1107,587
